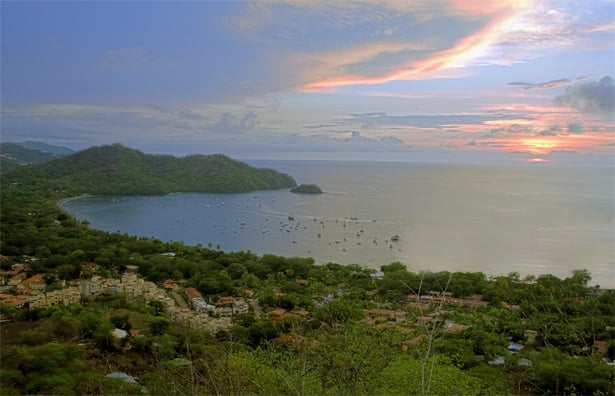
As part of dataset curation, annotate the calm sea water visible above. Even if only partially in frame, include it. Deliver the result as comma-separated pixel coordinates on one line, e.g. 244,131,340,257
61,161,615,287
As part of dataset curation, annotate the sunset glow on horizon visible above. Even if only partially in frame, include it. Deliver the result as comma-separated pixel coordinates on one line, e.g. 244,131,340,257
1,0,613,164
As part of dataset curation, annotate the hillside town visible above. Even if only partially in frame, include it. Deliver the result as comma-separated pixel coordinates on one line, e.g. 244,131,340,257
2,256,611,363
0,257,522,339
0,260,246,333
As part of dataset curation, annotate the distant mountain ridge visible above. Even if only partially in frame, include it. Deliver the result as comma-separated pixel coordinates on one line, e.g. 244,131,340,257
18,141,75,155
0,141,73,171
2,143,297,195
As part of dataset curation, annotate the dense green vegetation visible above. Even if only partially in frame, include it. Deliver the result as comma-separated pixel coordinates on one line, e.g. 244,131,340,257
1,143,297,195
0,142,70,172
290,183,323,194
0,148,613,395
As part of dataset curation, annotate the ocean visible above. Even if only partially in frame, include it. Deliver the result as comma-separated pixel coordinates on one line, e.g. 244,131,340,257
61,160,615,287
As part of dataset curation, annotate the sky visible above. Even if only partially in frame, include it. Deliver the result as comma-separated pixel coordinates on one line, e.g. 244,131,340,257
1,0,614,164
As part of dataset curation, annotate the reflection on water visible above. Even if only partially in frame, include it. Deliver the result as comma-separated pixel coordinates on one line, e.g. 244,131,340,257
62,161,615,287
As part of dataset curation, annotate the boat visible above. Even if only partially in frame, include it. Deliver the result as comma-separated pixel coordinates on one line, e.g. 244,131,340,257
288,214,295,221
390,234,400,242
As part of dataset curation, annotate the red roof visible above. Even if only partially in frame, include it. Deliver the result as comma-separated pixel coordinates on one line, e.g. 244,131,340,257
184,287,202,300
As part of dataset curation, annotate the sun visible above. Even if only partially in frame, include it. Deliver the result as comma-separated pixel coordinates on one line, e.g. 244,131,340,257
520,138,557,155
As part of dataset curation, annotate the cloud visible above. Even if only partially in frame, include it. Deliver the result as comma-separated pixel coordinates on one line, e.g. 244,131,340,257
177,110,207,121
208,111,260,134
345,131,405,146
234,0,528,92
507,76,590,90
538,125,562,136
346,112,524,129
554,76,615,117
567,122,584,133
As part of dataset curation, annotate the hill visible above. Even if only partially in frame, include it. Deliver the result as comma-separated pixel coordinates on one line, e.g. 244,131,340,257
18,141,75,155
290,183,323,194
0,142,71,172
1,143,297,195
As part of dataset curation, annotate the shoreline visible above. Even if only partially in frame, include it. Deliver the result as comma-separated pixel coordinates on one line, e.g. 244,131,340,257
59,191,614,289
56,194,94,209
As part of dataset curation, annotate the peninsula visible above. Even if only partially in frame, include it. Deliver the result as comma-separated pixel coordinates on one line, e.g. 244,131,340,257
1,143,297,195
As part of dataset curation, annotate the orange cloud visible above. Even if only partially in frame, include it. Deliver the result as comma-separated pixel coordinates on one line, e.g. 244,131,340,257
300,0,529,91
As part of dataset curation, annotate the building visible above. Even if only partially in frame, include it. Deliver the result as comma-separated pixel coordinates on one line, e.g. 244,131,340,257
19,274,46,291
81,277,103,297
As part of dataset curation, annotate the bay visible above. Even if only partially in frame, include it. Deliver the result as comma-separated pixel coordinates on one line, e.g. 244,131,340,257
61,160,615,287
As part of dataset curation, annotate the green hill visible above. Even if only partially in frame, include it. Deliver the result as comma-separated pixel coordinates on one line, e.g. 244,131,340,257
290,183,323,194
1,143,297,195
0,142,69,172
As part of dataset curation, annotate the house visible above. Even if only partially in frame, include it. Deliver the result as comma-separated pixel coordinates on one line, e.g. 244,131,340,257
184,287,202,301
19,273,47,291
27,293,48,309
110,328,128,342
217,307,233,317
594,340,609,356
443,320,470,333
121,273,147,297
81,277,103,297
81,262,98,272
518,358,532,367
124,265,139,274
488,355,532,367
184,287,213,313
416,316,433,325
402,335,426,351
232,299,250,315
488,356,506,365
0,293,27,308
508,342,525,352
216,296,236,306
293,308,310,318
420,295,433,304
269,308,288,318
0,264,26,285
524,329,538,344
163,279,178,290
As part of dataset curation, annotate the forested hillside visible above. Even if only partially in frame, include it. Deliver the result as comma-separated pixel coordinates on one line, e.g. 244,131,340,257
1,143,297,195
0,142,69,172
0,148,613,395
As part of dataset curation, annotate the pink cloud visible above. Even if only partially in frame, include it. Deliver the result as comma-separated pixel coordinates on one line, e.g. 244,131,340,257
300,1,529,91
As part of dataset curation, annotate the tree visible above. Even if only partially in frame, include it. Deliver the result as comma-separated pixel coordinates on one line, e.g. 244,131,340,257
313,297,364,326
314,324,401,395
149,317,171,336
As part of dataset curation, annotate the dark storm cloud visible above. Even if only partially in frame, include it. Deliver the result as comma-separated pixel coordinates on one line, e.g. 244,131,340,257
554,76,615,117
